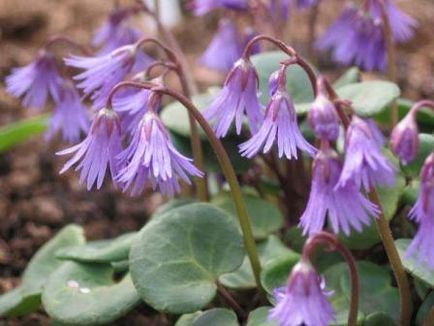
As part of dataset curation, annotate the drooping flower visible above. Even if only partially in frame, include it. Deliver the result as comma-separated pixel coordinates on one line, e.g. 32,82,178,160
406,153,434,268
199,19,241,72
366,0,417,42
203,58,263,137
190,0,248,15
299,145,379,236
316,4,387,71
92,7,142,54
338,116,396,191
57,108,122,190
390,112,419,165
116,99,203,197
65,45,137,109
408,153,434,224
307,94,340,141
268,259,335,326
239,70,316,159
5,49,62,110
45,81,90,143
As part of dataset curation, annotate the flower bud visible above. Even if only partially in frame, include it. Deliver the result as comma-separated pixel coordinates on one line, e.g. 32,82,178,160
390,113,419,165
307,94,339,141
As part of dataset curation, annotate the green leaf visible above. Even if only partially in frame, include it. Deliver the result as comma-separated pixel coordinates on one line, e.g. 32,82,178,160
338,174,405,250
170,131,251,174
161,88,220,139
153,198,196,217
130,203,245,314
193,308,238,326
56,232,137,264
402,180,419,206
363,312,395,326
220,236,298,289
336,81,401,117
246,307,277,326
376,99,434,128
401,134,434,178
0,114,48,153
250,51,316,113
175,312,203,326
211,191,284,240
416,292,434,326
42,261,140,325
395,239,434,288
325,261,399,323
0,225,85,317
333,67,361,89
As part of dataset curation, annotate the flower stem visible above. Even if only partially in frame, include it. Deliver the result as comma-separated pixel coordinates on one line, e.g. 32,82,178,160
323,77,413,326
368,189,412,326
303,232,359,326
379,0,399,127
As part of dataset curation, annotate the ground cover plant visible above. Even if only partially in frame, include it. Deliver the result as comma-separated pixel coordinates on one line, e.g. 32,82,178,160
0,0,433,325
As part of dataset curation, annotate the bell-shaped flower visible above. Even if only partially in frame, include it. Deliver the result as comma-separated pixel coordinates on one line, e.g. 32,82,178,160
308,94,340,141
390,112,419,165
203,58,263,137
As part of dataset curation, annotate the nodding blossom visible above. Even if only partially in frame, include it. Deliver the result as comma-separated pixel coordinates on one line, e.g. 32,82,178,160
299,145,379,236
199,19,242,72
116,93,203,197
57,108,122,190
406,153,434,269
338,116,395,191
45,81,90,143
308,94,340,141
268,260,335,326
239,69,316,159
5,49,62,111
390,112,419,165
65,45,139,109
92,7,142,54
203,58,263,138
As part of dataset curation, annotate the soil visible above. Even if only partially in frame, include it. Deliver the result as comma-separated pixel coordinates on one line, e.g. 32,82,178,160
0,0,432,325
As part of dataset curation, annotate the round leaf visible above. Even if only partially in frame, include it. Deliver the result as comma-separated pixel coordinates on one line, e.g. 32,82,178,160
416,292,434,326
333,67,361,89
193,308,238,326
0,225,85,317
42,262,140,325
260,254,299,295
363,312,397,326
211,191,284,240
220,236,298,289
130,203,245,314
246,307,277,326
175,312,203,326
336,81,401,117
395,239,434,288
56,232,137,263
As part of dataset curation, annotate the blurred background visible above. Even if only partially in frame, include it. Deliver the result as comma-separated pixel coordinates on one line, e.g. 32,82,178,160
0,0,432,324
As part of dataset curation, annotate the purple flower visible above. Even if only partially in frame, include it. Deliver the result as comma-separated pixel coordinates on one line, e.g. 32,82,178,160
203,58,263,137
199,19,241,72
316,5,387,71
57,108,122,190
268,260,335,326
367,0,417,42
5,49,62,111
190,0,248,15
45,81,90,143
308,94,339,141
242,27,260,55
269,0,291,21
408,153,434,224
239,89,316,159
405,153,434,269
296,0,318,9
65,45,137,109
92,7,142,54
338,116,396,191
116,110,203,197
390,112,419,165
299,146,379,236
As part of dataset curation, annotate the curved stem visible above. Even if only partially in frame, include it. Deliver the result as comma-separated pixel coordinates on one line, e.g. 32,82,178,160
303,232,359,326
107,82,262,288
44,35,92,55
410,100,434,115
